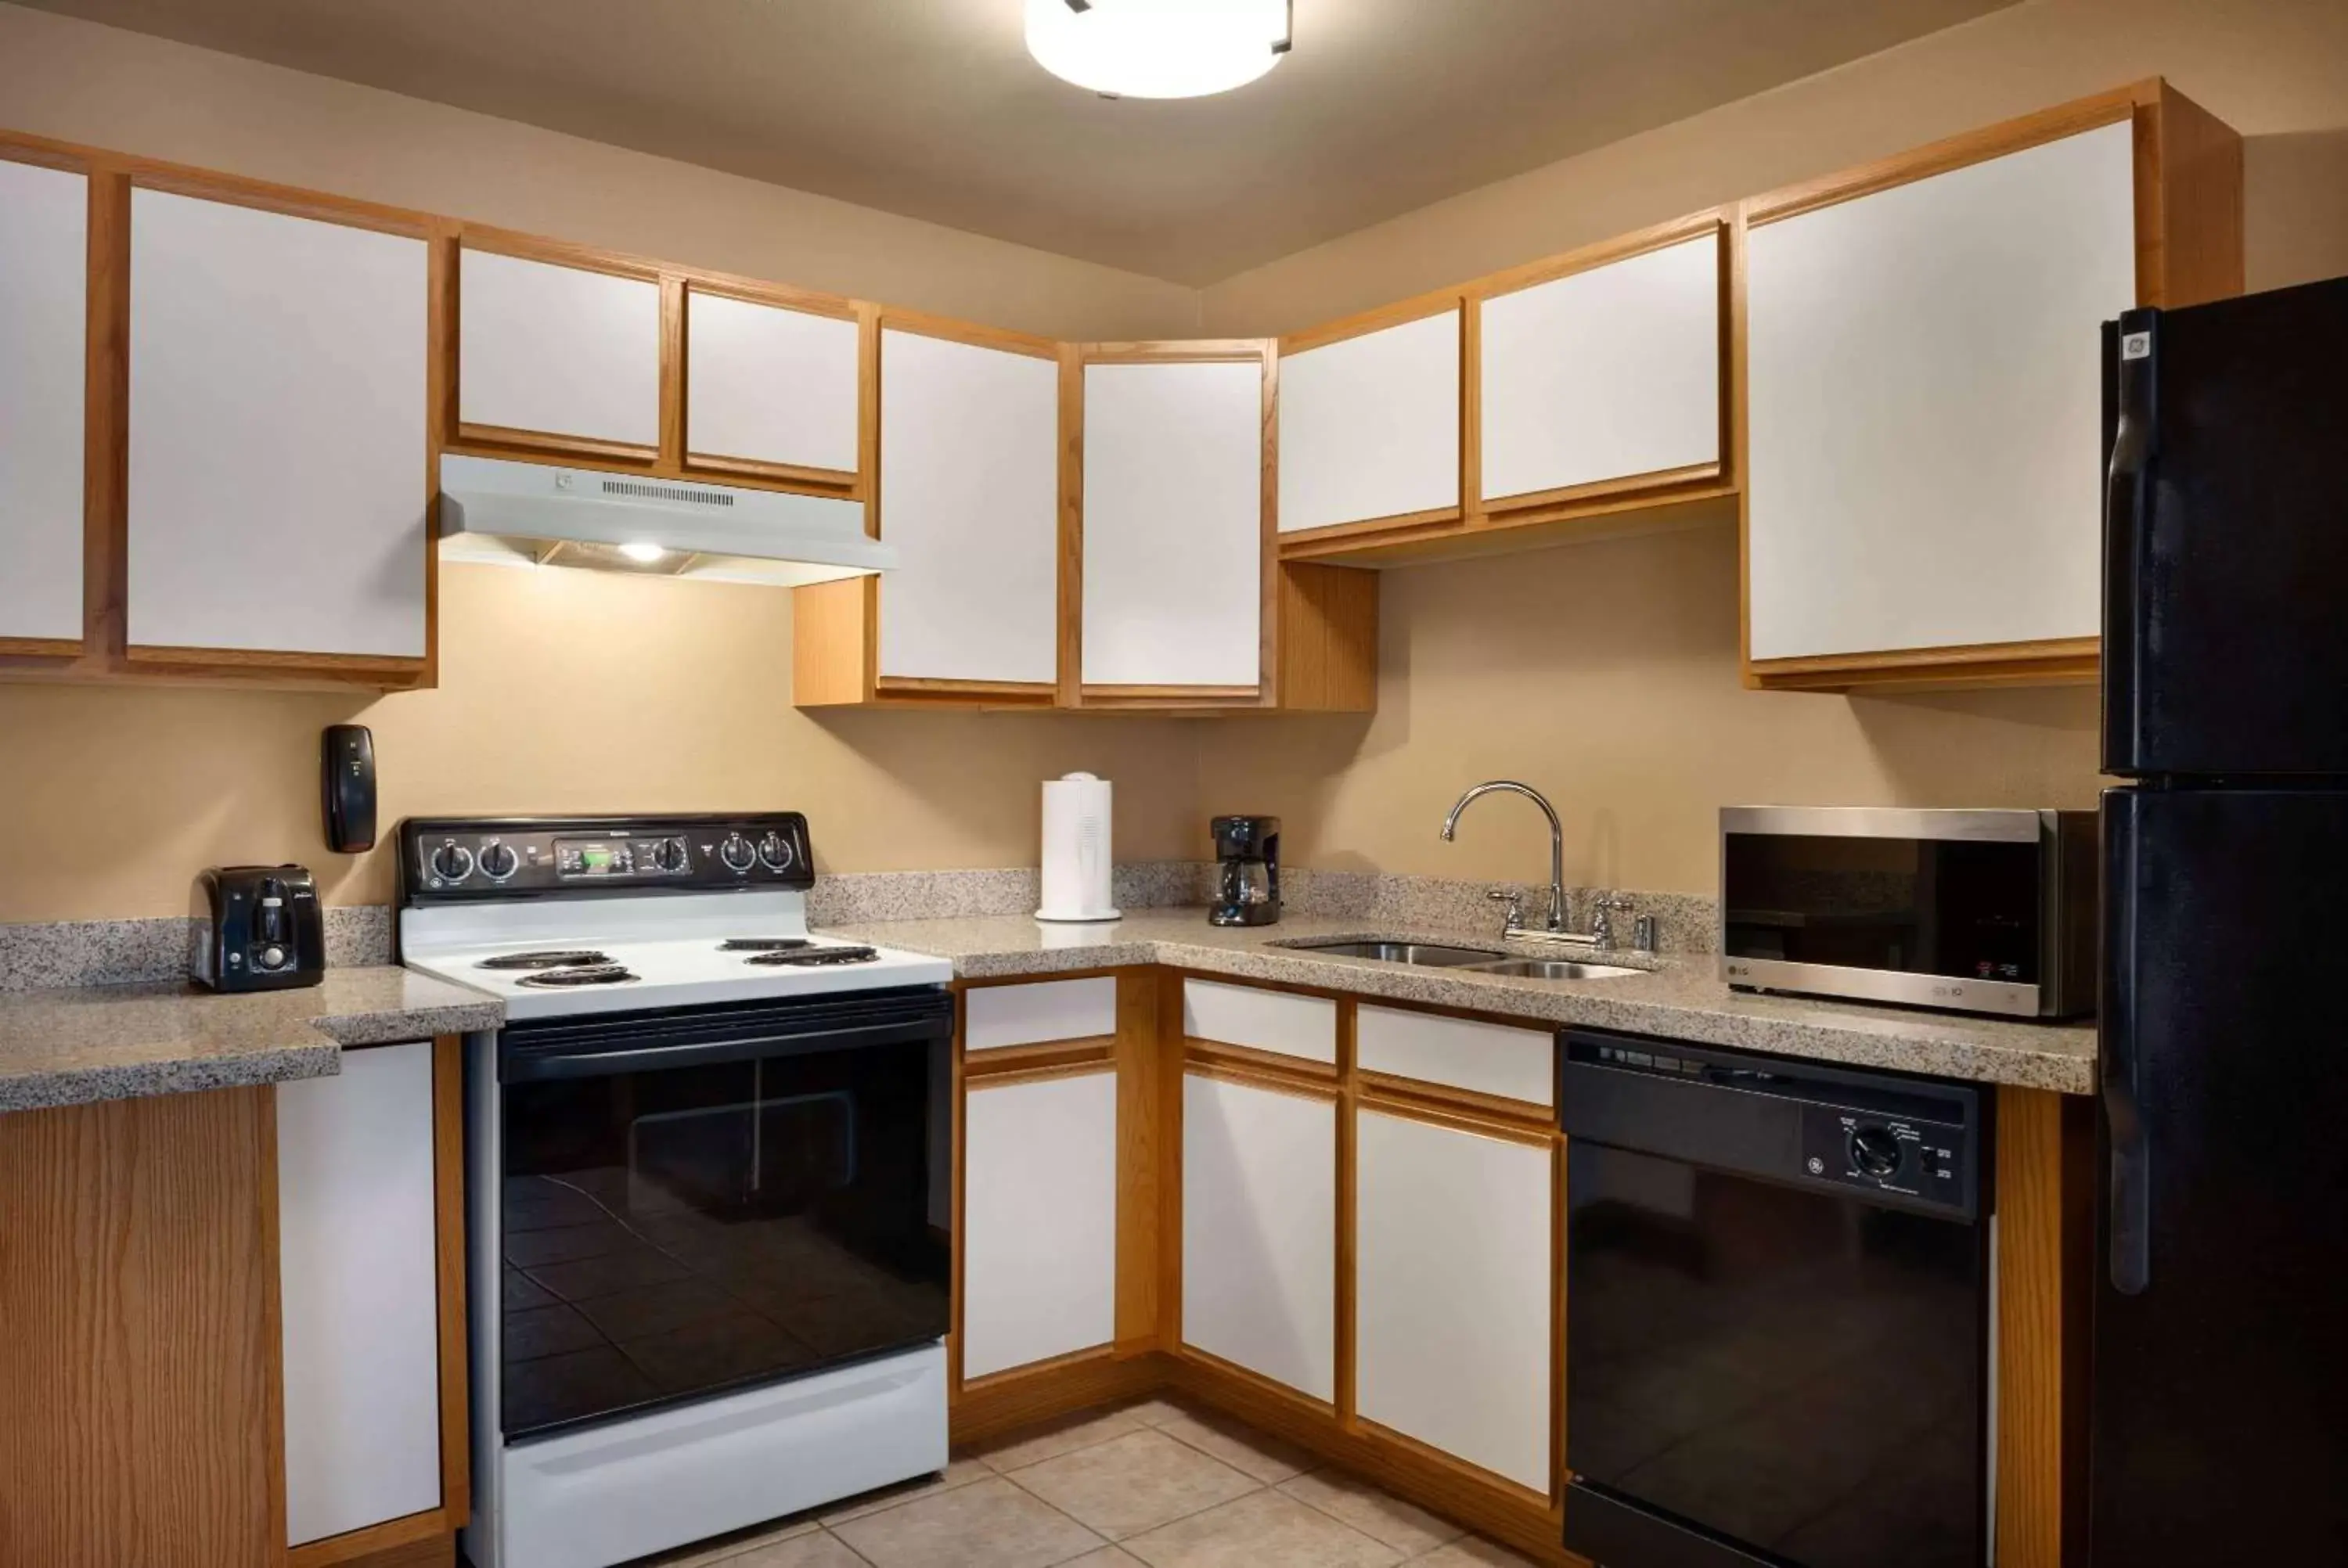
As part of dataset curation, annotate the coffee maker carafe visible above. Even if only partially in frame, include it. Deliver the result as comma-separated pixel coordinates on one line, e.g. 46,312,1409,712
1209,815,1281,927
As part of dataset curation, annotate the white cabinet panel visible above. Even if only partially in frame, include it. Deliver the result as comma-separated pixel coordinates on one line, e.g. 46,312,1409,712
1747,122,2135,660
1182,1072,1335,1401
1081,358,1263,689
459,247,660,448
963,1070,1118,1379
686,290,860,473
0,158,86,644
1356,1109,1550,1491
877,329,1060,685
966,977,1119,1052
1182,979,1337,1066
128,189,427,656
1356,1005,1554,1109
279,1041,442,1546
1279,310,1459,533
1479,234,1721,504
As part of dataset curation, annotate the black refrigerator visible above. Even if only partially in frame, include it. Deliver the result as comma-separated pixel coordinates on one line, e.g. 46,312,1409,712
2096,272,2348,1563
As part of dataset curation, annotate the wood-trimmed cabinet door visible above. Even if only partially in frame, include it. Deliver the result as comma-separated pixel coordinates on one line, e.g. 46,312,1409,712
1075,344,1273,704
457,242,662,459
0,153,88,656
682,283,862,489
1742,85,2242,691
1354,1107,1554,1495
125,184,430,671
1277,305,1461,542
961,1069,1119,1380
1180,1070,1337,1402
1476,220,1726,517
277,1039,452,1553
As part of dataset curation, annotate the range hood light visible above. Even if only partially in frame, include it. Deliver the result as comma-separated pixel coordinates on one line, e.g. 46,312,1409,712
1025,0,1291,100
618,541,668,564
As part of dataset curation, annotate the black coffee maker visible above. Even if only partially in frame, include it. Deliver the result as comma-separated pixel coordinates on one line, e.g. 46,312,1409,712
1209,815,1281,926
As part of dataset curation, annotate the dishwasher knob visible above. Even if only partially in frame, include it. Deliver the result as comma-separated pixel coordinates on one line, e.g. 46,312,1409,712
1849,1124,1903,1178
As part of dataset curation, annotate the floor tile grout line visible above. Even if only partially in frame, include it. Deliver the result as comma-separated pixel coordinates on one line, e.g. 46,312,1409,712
1273,1473,1467,1557
999,1455,1271,1547
816,1523,883,1566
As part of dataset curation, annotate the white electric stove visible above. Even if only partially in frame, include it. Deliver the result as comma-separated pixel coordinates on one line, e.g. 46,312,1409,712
398,815,954,1568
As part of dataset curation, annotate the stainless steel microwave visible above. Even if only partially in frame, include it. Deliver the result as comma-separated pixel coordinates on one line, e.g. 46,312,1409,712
1720,806,2097,1019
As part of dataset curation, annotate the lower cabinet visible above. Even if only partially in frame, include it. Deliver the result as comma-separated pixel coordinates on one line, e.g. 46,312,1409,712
961,1070,1118,1379
1355,1106,1554,1492
1181,1070,1338,1402
276,1040,445,1548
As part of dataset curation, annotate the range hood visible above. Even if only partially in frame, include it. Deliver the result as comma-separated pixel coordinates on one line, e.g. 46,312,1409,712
438,455,893,586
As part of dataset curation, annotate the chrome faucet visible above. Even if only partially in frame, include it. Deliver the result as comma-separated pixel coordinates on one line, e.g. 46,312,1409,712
1441,780,1575,940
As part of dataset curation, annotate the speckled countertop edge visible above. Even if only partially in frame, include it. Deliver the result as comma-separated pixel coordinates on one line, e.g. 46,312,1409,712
0,967,503,1114
831,908,2098,1095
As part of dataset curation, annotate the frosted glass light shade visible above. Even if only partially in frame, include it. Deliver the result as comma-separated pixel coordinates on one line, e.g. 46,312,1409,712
1025,0,1289,99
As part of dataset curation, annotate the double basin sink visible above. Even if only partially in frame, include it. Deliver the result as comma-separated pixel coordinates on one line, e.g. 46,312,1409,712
1279,937,1644,982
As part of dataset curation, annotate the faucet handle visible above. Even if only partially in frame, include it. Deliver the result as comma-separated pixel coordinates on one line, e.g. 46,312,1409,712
1590,894,1634,951
1486,886,1526,933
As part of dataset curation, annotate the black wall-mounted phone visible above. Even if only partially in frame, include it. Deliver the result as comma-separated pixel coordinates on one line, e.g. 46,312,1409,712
322,725,377,853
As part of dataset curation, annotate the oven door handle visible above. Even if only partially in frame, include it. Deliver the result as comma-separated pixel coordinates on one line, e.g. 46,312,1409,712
503,1016,950,1082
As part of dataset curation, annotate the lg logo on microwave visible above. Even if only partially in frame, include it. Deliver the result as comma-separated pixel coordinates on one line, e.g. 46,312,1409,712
1727,963,1751,978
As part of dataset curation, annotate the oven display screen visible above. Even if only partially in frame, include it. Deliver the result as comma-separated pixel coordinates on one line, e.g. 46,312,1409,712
556,839,634,878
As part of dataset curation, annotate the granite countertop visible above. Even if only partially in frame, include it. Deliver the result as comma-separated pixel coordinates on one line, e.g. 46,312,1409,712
826,908,2099,1095
0,966,504,1114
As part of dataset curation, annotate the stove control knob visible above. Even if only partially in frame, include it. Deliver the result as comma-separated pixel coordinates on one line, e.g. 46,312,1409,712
429,842,476,883
718,832,757,873
479,840,520,882
1849,1124,1903,1178
652,837,689,873
758,831,794,872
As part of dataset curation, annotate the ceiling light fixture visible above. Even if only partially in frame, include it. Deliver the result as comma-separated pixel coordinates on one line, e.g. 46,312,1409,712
1025,0,1292,100
617,541,668,563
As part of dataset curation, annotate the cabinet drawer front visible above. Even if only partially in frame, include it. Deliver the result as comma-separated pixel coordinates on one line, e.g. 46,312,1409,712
1182,1072,1337,1401
966,977,1119,1052
963,1070,1118,1379
1357,1005,1554,1109
279,1041,442,1545
1279,309,1460,534
1746,121,2134,660
1183,979,1338,1065
459,248,661,448
1356,1109,1551,1492
1480,232,1721,504
0,157,87,645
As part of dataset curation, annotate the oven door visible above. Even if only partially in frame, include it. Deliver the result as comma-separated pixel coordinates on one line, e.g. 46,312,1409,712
493,987,953,1441
1565,1140,1987,1568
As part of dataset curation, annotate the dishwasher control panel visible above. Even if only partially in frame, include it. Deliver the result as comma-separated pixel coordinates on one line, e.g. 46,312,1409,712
1799,1104,1971,1206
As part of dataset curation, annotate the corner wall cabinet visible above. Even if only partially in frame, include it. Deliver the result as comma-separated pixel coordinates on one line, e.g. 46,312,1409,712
1741,81,2242,691
1277,301,1463,542
0,152,88,655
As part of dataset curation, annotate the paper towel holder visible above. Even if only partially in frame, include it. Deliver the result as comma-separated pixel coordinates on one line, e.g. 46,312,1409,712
1035,771,1122,922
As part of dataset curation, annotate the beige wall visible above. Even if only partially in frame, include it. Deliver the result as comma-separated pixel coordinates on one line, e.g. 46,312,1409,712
0,4,1205,922
1194,0,2348,897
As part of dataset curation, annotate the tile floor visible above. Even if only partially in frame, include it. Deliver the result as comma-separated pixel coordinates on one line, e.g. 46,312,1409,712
623,1397,1543,1568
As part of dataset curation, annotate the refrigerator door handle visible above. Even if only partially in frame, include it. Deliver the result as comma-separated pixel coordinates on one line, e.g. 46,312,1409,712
2103,309,2161,775
2105,797,2152,1294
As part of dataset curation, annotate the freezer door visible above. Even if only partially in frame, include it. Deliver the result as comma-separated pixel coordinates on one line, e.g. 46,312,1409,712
2102,275,2348,777
2094,788,2348,1562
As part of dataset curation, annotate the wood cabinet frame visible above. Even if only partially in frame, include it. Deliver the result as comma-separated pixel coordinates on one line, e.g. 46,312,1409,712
945,969,2092,1568
0,129,444,692
1739,78,2243,694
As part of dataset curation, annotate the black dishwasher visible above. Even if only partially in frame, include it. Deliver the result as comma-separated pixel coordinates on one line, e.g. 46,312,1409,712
1561,1029,1990,1568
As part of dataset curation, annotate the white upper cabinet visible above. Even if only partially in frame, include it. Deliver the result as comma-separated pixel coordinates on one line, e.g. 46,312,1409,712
459,246,661,451
685,289,860,477
1478,232,1722,507
1081,356,1265,691
1745,122,2136,662
877,326,1061,686
0,157,87,646
128,189,428,658
1278,308,1460,534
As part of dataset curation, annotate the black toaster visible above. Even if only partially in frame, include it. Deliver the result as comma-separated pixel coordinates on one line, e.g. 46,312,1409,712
191,865,326,992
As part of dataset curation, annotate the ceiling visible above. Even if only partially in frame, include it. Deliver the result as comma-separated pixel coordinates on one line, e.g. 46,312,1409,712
20,0,2017,283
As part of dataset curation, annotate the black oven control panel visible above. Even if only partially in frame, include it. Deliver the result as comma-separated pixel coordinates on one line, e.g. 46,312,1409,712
398,814,815,900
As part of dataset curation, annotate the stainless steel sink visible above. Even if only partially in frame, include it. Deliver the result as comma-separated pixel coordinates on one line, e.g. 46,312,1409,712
1279,939,1507,967
1462,958,1645,980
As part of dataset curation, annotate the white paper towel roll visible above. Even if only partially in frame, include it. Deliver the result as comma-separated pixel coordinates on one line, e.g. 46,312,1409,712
1036,772,1120,922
